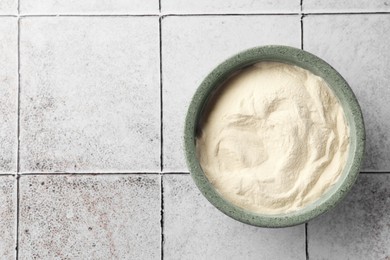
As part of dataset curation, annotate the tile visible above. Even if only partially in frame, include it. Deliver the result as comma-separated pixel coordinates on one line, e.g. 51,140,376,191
19,175,161,259
20,0,158,14
0,176,16,259
162,16,301,172
304,15,390,171
163,174,305,260
0,0,17,14
161,0,300,14
0,18,17,173
20,17,160,173
308,174,390,259
303,0,390,12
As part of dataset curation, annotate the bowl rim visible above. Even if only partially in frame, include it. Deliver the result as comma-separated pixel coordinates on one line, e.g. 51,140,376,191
184,45,365,228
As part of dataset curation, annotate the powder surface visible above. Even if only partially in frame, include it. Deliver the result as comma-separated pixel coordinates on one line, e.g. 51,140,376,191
196,62,350,214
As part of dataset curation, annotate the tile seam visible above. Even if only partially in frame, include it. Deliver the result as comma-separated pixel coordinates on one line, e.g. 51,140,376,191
12,172,389,176
160,175,164,260
15,1,21,256
15,175,19,260
159,16,163,173
360,172,390,174
1,12,390,17
17,172,162,176
159,11,390,15
162,172,190,175
159,10,164,260
18,14,159,17
305,223,309,260
303,11,390,15
300,15,304,50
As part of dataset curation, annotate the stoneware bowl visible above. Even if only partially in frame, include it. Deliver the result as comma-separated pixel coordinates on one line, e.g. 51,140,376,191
184,45,365,228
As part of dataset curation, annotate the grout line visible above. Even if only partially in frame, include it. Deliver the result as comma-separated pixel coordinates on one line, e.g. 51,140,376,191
15,12,21,260
305,223,309,260
300,0,304,50
160,175,164,260
2,12,390,19
17,14,159,17
1,11,388,18
158,0,161,13
159,16,164,173
18,172,161,176
15,0,21,177
15,175,20,260
158,13,164,260
162,13,300,17
1,13,298,17
162,172,190,175
303,11,390,15
16,14,21,175
300,15,304,50
14,171,390,176
360,171,390,174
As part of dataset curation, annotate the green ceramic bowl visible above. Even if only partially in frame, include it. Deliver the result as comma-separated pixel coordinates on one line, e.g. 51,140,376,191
184,45,365,228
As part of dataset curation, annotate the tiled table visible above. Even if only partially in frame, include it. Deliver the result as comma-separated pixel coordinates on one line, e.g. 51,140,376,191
0,0,389,259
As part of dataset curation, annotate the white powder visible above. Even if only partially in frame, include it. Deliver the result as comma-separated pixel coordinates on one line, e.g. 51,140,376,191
196,62,350,214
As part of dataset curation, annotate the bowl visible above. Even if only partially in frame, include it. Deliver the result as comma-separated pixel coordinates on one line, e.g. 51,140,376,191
184,45,365,227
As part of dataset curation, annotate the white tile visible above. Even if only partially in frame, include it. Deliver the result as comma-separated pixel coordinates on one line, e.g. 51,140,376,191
303,0,390,12
304,15,390,171
0,18,17,173
20,0,158,14
162,15,301,172
20,17,160,173
0,176,16,259
19,175,161,259
162,0,300,14
163,174,305,259
0,0,17,14
308,174,390,260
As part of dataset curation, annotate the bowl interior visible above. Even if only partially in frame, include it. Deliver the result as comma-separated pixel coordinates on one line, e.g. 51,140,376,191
184,45,365,227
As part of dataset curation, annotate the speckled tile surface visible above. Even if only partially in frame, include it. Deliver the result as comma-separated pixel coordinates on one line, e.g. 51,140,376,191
304,14,390,171
308,174,390,260
0,0,17,14
18,175,161,259
19,0,159,14
164,175,305,259
0,1,389,259
303,0,390,12
162,15,301,172
19,17,160,173
0,18,17,173
161,0,300,14
0,176,16,259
